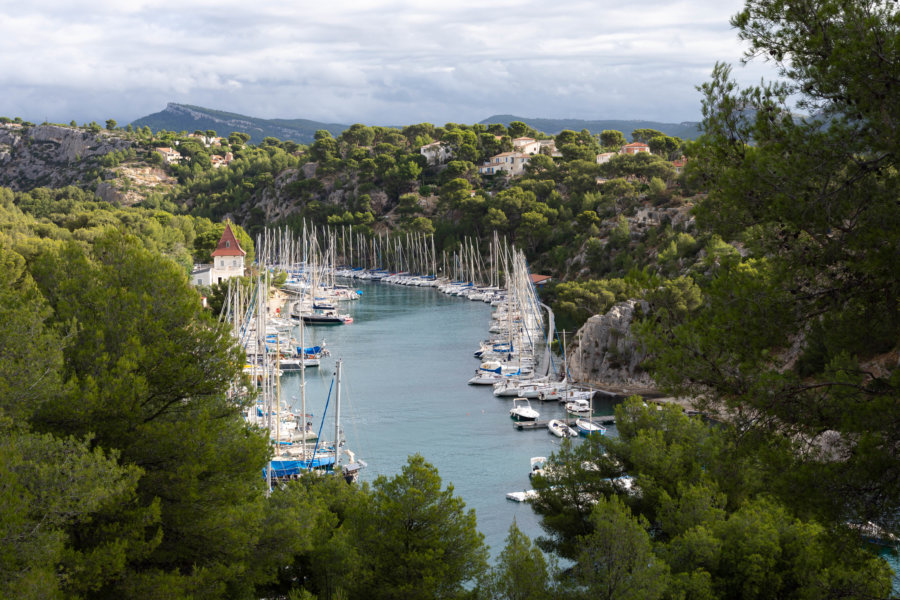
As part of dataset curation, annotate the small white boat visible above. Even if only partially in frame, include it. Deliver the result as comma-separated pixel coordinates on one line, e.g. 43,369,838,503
548,419,579,438
576,418,607,436
509,398,539,422
468,371,507,385
506,489,538,502
565,398,592,416
529,456,548,479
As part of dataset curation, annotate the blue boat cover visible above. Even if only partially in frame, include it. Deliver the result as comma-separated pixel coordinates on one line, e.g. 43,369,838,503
265,456,336,477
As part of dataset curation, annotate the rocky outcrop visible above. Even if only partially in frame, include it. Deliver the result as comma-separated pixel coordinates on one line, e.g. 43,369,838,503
0,124,132,191
567,299,655,389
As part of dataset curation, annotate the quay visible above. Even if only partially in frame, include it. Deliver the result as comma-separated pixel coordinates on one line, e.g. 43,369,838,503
513,415,616,431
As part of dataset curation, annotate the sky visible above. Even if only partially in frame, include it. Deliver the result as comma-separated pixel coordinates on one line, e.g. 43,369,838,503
0,0,778,127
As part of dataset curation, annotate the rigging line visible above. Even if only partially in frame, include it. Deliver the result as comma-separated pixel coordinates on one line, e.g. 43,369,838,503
307,374,335,472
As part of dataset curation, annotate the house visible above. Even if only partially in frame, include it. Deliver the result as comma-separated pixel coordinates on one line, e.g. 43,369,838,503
210,152,234,169
156,147,183,163
478,152,531,177
420,141,453,165
191,222,246,286
672,155,687,173
512,137,541,155
538,139,562,157
529,273,552,287
188,133,224,147
620,142,650,155
596,152,616,164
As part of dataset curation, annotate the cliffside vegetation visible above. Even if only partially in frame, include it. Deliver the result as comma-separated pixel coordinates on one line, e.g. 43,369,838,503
0,0,898,597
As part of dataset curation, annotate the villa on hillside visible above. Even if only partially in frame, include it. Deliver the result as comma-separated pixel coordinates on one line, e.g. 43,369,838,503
420,141,453,165
512,137,541,155
210,152,235,169
596,152,616,164
191,223,246,286
478,152,531,176
156,147,183,163
538,139,561,157
620,142,651,155
672,155,687,173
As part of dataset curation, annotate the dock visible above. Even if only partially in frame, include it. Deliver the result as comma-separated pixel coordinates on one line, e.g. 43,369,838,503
513,415,616,431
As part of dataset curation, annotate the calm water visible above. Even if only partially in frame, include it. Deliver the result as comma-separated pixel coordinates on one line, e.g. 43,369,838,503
278,279,620,557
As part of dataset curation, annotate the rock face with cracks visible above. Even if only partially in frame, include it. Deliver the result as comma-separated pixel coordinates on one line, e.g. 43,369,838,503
0,124,132,191
567,299,654,389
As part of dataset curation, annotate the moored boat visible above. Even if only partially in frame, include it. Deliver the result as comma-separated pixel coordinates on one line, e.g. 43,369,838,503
509,397,539,422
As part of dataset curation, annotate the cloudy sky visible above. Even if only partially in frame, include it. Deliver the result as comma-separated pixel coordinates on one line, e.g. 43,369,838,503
0,0,776,127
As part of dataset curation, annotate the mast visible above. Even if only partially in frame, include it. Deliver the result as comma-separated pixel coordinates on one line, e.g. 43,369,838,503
334,358,343,473
300,307,307,462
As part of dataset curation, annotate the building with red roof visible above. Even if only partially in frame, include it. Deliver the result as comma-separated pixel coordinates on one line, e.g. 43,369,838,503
620,142,651,155
192,222,247,286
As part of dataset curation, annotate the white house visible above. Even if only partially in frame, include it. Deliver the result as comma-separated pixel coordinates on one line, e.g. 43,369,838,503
478,152,531,177
538,139,562,157
156,147,183,163
596,152,616,164
512,137,541,155
192,223,246,286
420,141,453,165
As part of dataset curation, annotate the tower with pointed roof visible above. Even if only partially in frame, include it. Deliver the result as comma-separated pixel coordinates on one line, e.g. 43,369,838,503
191,222,247,286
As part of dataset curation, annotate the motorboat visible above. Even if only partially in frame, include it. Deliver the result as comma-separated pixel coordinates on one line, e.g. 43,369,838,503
548,419,579,438
509,398,539,422
566,398,592,416
529,456,548,479
576,418,607,436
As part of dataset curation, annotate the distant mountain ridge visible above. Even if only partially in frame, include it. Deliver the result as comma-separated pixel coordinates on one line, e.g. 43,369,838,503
130,104,702,144
479,114,702,140
130,103,349,144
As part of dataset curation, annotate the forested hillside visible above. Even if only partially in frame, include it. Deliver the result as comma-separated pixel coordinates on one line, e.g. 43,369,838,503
0,0,898,597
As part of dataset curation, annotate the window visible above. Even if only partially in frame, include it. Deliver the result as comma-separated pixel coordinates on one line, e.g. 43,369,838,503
225,240,230,248
232,259,237,267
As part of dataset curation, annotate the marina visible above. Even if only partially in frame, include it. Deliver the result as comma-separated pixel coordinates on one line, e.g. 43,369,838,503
265,277,622,555
224,225,627,555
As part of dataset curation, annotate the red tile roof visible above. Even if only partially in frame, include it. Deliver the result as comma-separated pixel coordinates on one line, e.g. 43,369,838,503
211,223,246,257
529,273,552,284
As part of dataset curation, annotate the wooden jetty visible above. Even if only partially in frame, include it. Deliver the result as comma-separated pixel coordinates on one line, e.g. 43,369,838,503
513,415,616,431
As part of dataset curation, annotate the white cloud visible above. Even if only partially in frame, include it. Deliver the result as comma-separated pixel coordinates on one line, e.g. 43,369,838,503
0,0,776,126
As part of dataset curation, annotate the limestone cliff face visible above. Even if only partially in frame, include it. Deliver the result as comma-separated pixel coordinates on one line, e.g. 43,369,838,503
567,299,655,389
0,124,133,191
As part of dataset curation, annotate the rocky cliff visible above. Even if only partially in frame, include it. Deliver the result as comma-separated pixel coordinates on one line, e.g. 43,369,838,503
0,124,132,191
567,299,655,390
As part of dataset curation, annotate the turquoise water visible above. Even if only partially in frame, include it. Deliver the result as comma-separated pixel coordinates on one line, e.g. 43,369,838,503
278,279,619,556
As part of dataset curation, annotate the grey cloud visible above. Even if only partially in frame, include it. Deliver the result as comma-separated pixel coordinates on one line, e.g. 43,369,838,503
0,0,776,126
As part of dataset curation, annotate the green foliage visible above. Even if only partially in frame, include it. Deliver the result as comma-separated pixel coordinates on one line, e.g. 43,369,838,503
567,495,669,600
533,400,894,599
487,521,553,600
25,231,270,594
631,128,665,144
356,454,489,599
645,0,900,538
600,129,627,149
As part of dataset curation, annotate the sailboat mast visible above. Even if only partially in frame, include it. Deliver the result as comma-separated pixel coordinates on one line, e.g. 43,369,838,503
334,359,343,473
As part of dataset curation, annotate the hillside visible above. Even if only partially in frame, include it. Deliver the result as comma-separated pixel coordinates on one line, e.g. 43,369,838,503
131,103,349,144
479,114,702,140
